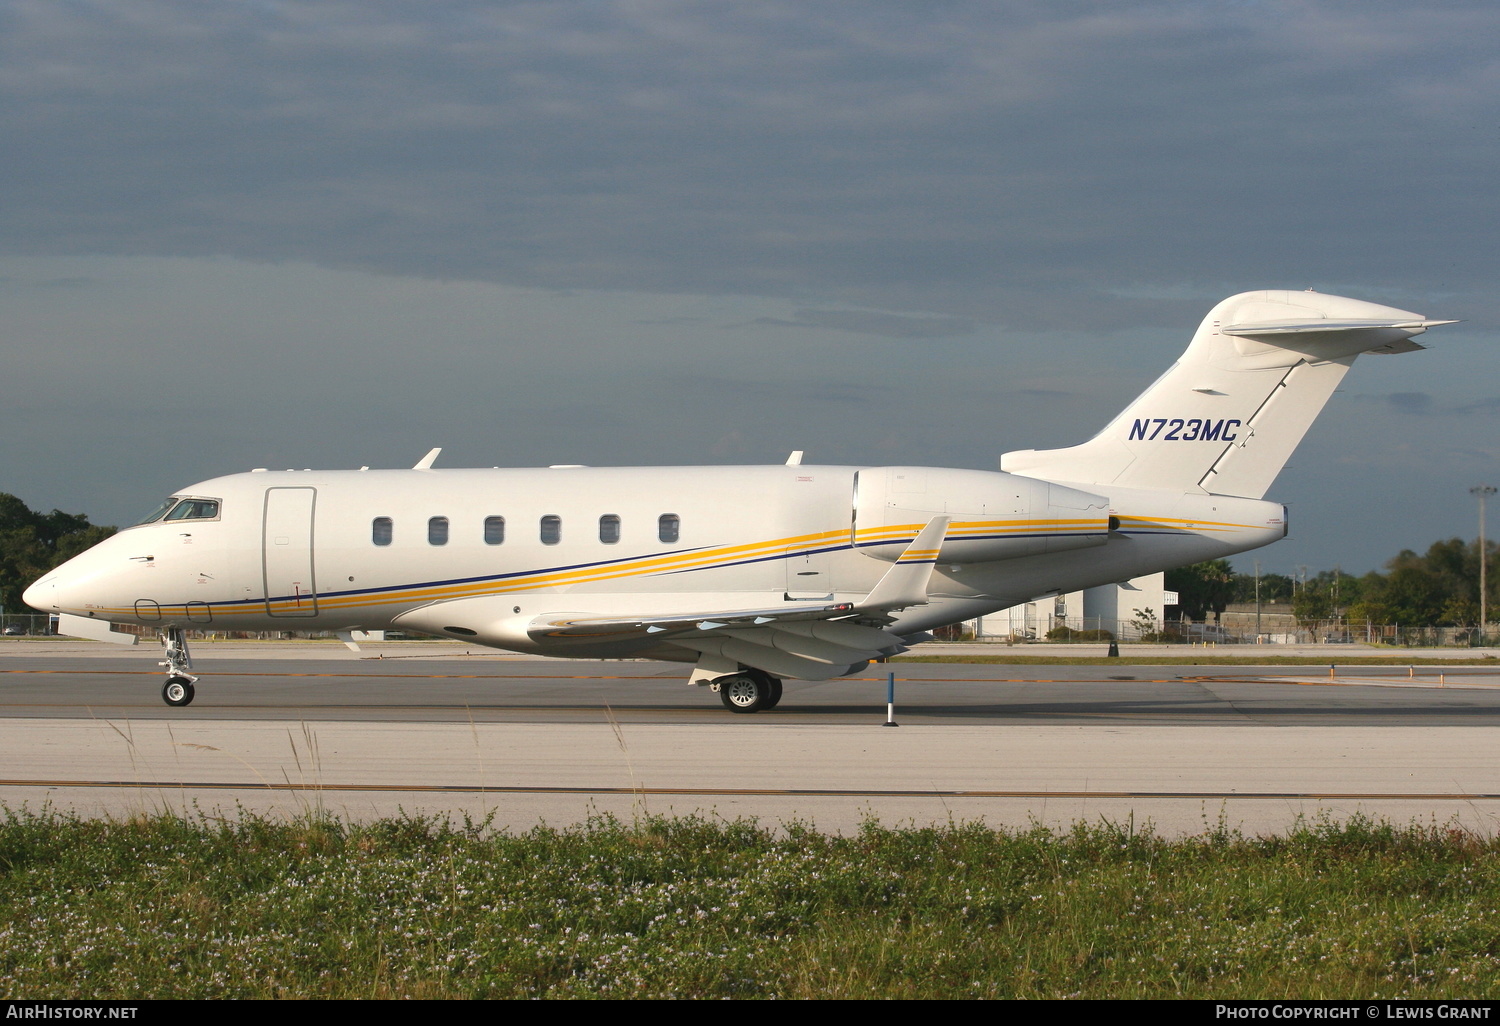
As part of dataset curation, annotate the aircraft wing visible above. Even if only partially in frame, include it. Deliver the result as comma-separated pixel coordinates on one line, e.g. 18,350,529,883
393,516,952,679
530,601,857,640
532,514,951,641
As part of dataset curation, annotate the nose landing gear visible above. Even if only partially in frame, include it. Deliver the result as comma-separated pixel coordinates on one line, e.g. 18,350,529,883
158,626,199,707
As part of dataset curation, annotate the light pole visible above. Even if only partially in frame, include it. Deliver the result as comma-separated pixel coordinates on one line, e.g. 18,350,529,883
1254,559,1262,641
1473,486,1496,644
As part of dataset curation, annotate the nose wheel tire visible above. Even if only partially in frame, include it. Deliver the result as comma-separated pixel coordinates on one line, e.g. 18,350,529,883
162,676,196,707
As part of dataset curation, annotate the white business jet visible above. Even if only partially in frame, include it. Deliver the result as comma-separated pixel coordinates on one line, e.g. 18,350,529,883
25,290,1452,712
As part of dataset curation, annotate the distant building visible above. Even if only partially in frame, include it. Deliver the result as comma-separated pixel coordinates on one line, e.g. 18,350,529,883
965,572,1173,640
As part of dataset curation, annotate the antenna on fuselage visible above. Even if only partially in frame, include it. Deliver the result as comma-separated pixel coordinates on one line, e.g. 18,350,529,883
413,447,442,470
785,450,805,466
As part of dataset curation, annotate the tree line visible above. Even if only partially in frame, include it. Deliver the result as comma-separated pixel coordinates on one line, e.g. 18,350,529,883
0,493,115,613
1167,537,1498,628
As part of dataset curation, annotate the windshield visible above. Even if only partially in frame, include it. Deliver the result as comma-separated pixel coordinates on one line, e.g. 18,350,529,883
135,497,221,525
163,498,220,521
135,498,180,526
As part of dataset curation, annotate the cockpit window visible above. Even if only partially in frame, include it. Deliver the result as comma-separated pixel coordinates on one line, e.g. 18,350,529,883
135,498,179,526
163,498,221,521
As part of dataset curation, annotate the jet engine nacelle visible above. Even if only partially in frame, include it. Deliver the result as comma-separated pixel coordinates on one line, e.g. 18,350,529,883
853,466,1110,563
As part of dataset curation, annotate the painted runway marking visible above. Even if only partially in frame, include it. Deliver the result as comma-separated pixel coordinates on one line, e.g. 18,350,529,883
0,669,1180,683
6,778,1500,800
1194,674,1500,690
7,669,1498,692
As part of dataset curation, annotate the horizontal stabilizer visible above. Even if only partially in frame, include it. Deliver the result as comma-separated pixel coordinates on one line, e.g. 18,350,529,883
1221,318,1456,340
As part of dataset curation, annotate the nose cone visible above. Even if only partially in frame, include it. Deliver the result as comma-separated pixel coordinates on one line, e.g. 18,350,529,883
21,538,127,615
22,574,55,612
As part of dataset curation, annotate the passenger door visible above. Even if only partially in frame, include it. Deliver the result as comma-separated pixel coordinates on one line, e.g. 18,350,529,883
263,487,318,617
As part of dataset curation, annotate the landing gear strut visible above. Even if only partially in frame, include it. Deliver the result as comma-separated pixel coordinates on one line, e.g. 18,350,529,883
159,626,198,707
717,670,783,714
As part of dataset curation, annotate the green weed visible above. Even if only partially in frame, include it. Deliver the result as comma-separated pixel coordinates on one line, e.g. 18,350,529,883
0,808,1496,998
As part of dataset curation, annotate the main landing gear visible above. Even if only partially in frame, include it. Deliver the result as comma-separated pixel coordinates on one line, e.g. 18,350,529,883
158,625,199,707
715,669,784,714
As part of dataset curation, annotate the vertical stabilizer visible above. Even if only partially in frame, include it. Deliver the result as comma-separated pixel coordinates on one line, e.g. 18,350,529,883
1000,291,1453,499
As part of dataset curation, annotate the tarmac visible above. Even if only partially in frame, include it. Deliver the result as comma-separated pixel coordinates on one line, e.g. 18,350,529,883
3,637,1500,836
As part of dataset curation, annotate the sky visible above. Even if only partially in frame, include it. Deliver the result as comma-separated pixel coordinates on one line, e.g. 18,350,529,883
3,0,1498,575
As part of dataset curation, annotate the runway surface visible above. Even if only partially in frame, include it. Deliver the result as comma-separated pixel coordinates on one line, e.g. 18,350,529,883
4,640,1500,835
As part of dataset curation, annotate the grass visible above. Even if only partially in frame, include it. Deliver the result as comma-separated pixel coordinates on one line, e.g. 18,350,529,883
1,809,1498,999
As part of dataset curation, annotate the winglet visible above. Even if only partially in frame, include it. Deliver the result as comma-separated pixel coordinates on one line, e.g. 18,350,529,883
856,516,949,612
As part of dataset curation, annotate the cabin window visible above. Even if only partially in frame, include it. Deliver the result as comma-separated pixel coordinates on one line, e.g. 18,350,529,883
484,516,506,545
658,513,680,544
372,517,393,546
540,515,561,545
163,498,220,521
428,516,449,546
599,514,620,544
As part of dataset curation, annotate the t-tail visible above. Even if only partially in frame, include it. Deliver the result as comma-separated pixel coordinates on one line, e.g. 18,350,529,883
1001,290,1455,499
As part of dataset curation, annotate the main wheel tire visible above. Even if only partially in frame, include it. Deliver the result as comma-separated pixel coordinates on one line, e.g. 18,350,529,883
718,674,768,713
162,676,195,707
764,677,784,709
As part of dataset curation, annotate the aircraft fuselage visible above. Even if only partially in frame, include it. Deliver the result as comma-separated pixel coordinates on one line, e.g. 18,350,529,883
29,463,1284,662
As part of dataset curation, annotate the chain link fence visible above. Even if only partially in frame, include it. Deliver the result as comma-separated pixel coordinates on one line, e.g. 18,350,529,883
936,615,1500,648
0,613,55,636
4,612,1495,648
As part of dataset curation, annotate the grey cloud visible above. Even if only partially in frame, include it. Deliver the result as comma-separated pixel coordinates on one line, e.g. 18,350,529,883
1349,392,1500,416
670,373,901,406
2,2,1499,577
747,309,976,339
1386,392,1436,415
1,2,1496,327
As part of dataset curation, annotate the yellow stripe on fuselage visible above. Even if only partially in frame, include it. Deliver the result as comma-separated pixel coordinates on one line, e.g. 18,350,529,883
98,513,1263,620
1113,515,1246,534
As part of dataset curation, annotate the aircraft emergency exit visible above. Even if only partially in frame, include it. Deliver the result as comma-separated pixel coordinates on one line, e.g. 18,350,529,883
24,290,1454,712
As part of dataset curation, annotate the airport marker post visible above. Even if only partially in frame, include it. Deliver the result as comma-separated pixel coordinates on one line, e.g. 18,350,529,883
883,671,899,727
